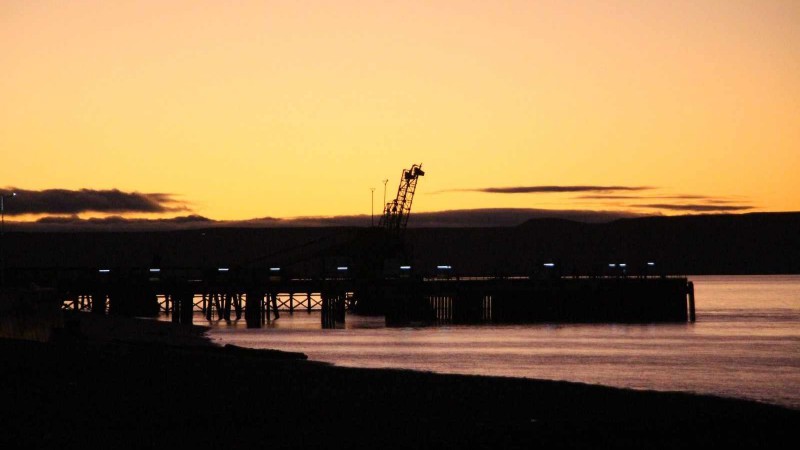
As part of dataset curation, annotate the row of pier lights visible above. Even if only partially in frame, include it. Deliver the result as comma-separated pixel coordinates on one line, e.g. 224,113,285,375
542,262,656,269
91,262,661,278
542,261,658,277
429,262,661,278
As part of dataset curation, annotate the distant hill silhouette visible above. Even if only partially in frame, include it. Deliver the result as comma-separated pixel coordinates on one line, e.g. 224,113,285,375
4,212,798,275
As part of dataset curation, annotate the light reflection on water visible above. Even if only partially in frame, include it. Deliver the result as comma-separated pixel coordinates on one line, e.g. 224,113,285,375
200,275,800,409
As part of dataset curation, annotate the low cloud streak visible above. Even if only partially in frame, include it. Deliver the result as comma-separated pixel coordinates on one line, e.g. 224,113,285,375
435,185,653,194
637,204,754,212
577,194,712,200
1,188,189,216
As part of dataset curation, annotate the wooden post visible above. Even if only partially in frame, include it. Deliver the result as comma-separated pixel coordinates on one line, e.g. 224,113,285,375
336,293,346,324
171,292,180,324
321,293,327,328
223,293,232,321
234,293,243,320
215,293,222,320
245,291,263,328
91,292,106,315
321,292,332,328
270,292,279,320
180,292,194,325
688,281,696,322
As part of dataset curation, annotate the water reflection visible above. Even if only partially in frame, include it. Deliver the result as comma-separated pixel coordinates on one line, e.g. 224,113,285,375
198,275,800,409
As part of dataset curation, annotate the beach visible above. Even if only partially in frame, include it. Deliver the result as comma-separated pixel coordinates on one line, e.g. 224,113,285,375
1,312,797,449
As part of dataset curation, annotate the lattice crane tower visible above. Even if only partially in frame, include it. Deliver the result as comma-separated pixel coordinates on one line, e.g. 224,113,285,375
379,164,425,234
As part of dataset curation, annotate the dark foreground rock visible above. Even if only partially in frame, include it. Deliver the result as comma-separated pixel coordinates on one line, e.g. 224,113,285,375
0,318,797,449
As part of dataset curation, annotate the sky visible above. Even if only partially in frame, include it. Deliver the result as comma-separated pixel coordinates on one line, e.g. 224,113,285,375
1,0,798,225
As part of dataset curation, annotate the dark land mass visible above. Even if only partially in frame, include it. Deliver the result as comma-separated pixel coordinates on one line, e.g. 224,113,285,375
1,314,798,449
4,212,799,275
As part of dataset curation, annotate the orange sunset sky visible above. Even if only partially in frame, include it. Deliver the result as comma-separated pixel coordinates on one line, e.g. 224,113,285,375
1,0,798,223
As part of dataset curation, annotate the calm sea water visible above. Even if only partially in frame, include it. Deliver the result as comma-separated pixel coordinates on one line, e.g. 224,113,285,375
202,275,800,409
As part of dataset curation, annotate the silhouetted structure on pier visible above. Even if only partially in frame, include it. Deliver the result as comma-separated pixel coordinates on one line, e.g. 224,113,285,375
379,164,424,236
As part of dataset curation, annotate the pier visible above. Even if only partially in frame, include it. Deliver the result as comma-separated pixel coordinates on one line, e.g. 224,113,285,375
5,266,695,328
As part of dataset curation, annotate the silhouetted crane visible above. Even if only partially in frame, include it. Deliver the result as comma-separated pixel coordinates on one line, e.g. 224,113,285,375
379,164,425,235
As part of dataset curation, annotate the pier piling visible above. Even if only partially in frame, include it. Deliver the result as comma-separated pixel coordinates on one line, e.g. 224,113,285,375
245,291,263,328
91,292,106,315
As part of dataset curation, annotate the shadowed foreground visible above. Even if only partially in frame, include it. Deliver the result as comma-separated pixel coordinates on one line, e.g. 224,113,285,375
1,316,797,449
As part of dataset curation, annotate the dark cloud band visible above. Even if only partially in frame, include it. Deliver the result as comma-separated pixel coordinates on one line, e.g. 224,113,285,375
0,188,189,216
35,214,211,225
436,185,653,194
636,204,753,212
577,194,712,200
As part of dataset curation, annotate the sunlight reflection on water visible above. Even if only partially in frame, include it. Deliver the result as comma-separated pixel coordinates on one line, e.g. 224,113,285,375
201,275,800,409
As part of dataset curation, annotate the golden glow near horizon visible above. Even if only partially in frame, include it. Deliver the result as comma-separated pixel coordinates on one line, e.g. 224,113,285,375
1,0,798,221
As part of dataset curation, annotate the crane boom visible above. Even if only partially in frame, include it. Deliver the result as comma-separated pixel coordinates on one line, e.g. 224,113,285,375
379,164,425,234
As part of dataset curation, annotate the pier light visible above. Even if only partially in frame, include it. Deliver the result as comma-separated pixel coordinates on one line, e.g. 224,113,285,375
337,266,348,271
437,265,452,270
270,267,281,272
149,268,160,273
98,269,110,273
218,267,229,272
647,262,656,266
400,265,411,270
543,263,555,267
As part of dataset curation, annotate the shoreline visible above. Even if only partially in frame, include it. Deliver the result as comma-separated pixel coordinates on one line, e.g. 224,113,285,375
201,304,800,412
1,313,798,448
172,316,800,412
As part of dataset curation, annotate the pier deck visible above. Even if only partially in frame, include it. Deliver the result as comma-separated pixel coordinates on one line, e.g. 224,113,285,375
6,267,695,328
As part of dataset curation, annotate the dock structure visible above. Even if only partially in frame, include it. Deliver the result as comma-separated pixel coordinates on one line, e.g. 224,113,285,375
6,266,696,328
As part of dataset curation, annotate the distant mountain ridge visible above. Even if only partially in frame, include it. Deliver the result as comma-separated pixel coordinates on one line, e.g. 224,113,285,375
6,207,641,231
4,212,799,275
